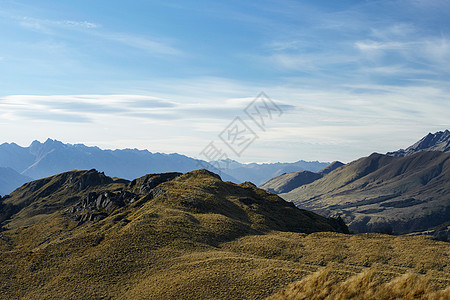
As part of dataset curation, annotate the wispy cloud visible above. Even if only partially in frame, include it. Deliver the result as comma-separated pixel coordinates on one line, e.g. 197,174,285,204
17,110,92,123
0,77,448,162
0,92,293,124
63,20,99,29
0,95,178,123
355,41,410,52
17,16,100,34
369,23,417,40
354,21,450,70
105,34,183,57
10,14,183,58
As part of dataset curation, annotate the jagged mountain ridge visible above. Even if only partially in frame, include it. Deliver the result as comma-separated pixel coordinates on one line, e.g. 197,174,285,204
260,161,344,194
0,139,328,190
387,129,450,156
281,151,450,236
0,139,237,182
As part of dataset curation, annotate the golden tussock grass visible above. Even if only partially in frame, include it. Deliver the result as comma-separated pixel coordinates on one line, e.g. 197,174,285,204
268,266,450,300
0,170,448,299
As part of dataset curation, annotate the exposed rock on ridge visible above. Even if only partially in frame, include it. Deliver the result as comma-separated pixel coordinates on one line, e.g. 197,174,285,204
387,130,450,156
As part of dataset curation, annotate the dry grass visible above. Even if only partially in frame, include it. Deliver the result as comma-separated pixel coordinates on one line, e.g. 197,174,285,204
0,169,449,299
268,266,450,300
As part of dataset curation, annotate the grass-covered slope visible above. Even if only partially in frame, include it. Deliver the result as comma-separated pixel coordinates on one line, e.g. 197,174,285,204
259,161,344,194
0,169,448,299
260,170,323,194
281,151,450,235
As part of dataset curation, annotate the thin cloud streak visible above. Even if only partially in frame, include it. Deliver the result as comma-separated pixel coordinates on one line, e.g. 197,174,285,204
0,75,448,162
16,16,100,34
0,93,295,123
105,34,183,57
8,12,183,58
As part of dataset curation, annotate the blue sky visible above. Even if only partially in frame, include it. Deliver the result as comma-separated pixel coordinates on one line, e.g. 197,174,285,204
0,0,449,163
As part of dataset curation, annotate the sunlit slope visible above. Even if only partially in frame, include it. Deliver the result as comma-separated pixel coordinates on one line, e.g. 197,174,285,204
281,151,450,234
260,161,344,194
0,169,448,299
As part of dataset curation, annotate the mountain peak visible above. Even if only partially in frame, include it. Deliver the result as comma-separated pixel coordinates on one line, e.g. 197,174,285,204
43,138,65,147
387,130,450,157
318,161,344,175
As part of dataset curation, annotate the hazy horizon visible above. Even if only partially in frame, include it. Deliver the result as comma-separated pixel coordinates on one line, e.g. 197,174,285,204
1,1,449,163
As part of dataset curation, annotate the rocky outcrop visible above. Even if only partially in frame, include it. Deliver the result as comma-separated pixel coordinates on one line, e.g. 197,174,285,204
0,198,20,226
128,172,181,195
61,173,183,224
65,190,137,222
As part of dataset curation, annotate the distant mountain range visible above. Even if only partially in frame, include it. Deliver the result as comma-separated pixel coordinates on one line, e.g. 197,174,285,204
277,130,450,239
0,139,235,184
213,158,328,186
260,161,344,194
0,139,328,193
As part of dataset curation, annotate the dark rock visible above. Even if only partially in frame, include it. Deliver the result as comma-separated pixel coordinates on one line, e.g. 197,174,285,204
0,202,20,226
433,227,450,242
128,172,181,195
239,197,255,205
65,189,138,223
334,216,350,234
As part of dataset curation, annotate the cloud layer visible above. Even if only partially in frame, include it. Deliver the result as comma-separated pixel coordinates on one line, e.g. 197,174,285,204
0,1,449,163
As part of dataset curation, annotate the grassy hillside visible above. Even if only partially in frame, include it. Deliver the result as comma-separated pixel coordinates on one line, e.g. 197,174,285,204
0,169,448,299
259,161,344,194
281,151,450,235
260,170,322,194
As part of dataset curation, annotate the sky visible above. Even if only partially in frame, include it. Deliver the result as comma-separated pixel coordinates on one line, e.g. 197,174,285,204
0,0,449,163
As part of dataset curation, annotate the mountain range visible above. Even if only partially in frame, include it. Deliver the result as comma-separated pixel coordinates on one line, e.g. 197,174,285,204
0,139,328,194
278,131,450,238
213,158,328,186
0,138,225,181
387,129,450,156
0,168,448,298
